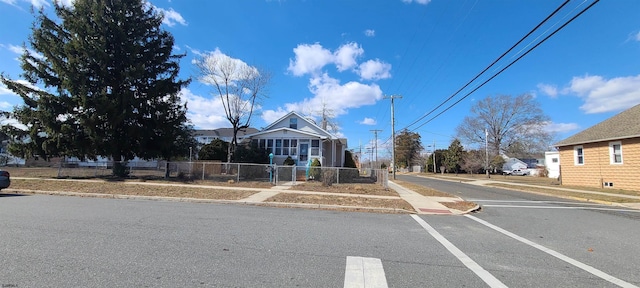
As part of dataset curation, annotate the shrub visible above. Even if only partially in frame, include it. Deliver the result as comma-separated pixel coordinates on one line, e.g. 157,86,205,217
322,169,336,186
113,162,130,178
309,158,321,180
283,156,295,166
344,150,357,168
198,139,228,161
234,142,270,164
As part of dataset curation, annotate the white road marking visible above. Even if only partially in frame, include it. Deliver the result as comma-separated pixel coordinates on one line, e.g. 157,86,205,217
344,256,388,288
466,215,639,288
469,200,608,205
480,205,640,213
410,215,508,288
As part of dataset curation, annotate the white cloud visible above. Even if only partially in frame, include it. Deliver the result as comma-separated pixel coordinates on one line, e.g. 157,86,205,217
359,117,377,125
263,74,383,121
156,7,187,27
288,42,374,76
634,31,640,42
364,29,375,37
179,88,229,129
544,122,580,133
5,44,44,60
261,108,288,125
537,83,558,98
358,59,392,81
333,42,363,72
0,101,12,110
0,0,18,6
564,74,640,113
287,43,334,76
195,48,259,85
0,83,14,96
54,0,73,7
29,0,48,8
402,0,431,4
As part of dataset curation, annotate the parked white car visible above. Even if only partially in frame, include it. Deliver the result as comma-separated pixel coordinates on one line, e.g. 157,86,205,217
503,169,529,176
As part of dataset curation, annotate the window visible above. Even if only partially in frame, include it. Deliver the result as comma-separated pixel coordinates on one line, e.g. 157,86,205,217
552,158,558,163
574,146,584,165
266,139,273,154
311,139,320,156
282,139,289,156
610,142,623,164
275,139,283,155
289,118,297,129
290,139,297,156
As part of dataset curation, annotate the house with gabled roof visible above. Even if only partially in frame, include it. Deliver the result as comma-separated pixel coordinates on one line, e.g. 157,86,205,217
194,127,259,145
554,103,640,191
242,111,347,167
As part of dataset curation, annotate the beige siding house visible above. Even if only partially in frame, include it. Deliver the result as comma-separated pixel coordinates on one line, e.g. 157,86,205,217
554,104,640,191
243,111,347,167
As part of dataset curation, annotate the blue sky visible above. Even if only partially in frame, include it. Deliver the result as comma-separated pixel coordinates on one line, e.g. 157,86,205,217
1,0,640,161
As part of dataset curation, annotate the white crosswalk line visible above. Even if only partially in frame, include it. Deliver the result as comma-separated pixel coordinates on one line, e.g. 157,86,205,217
344,256,388,288
411,215,508,288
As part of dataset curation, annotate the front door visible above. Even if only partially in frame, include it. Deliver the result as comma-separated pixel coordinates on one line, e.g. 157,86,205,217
299,143,309,163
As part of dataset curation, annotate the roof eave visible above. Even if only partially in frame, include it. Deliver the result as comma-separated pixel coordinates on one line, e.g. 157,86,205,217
554,134,640,147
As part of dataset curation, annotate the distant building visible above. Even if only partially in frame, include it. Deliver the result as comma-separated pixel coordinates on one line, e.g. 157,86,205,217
545,151,560,179
194,128,259,145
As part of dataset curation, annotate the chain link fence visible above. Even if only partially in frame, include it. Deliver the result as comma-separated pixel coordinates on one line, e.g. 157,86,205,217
55,160,388,188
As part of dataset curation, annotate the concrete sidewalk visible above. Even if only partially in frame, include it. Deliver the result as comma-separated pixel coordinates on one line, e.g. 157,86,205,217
10,177,470,215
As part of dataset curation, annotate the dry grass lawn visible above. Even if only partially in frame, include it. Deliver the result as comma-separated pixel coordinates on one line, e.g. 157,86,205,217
292,182,397,196
9,179,257,200
265,193,414,212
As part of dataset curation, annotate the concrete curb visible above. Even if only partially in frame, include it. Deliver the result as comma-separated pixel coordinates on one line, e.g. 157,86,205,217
4,188,416,214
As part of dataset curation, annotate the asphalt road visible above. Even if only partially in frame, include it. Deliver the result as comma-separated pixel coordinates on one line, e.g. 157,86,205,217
1,176,639,287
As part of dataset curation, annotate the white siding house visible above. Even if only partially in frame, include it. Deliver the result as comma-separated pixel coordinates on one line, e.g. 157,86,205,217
243,112,347,167
544,151,560,178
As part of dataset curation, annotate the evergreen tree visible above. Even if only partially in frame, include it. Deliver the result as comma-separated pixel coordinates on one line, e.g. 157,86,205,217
395,129,423,168
444,138,464,174
1,0,190,176
198,139,229,161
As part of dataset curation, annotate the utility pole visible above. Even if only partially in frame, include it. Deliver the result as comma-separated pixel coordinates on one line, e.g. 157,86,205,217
370,129,382,169
432,140,436,174
385,95,402,180
485,128,490,178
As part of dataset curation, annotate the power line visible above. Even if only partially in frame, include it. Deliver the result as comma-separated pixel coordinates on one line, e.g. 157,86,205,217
404,0,572,131
410,0,600,132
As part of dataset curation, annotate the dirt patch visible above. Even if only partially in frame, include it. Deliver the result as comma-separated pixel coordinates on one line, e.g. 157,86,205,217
440,201,479,211
392,179,456,198
8,179,257,200
265,193,414,212
292,182,396,196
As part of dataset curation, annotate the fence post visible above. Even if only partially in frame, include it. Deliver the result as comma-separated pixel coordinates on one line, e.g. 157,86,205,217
236,163,240,183
57,160,62,178
202,163,205,180
336,168,340,184
292,166,296,185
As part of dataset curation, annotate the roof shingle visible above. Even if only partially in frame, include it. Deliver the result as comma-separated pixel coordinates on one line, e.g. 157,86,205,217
554,103,640,147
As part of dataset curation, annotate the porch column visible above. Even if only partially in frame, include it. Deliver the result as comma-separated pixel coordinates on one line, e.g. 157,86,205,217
332,140,336,167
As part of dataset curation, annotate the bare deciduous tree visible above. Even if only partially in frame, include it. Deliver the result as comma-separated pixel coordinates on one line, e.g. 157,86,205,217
195,52,271,162
461,149,485,175
456,94,553,158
